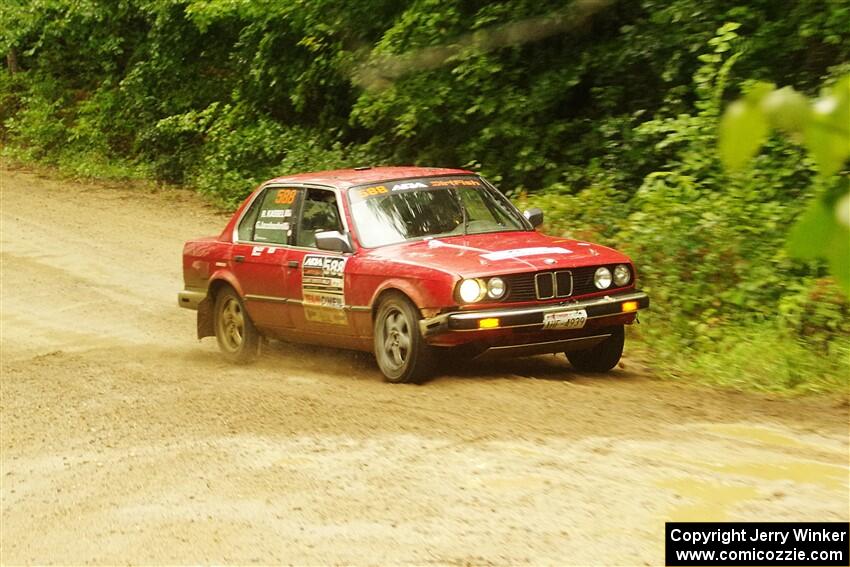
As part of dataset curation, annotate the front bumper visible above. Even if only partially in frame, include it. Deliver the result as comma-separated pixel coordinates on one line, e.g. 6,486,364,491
420,290,649,336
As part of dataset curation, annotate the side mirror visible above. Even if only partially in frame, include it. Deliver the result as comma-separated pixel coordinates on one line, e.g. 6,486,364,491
524,207,544,228
315,230,354,254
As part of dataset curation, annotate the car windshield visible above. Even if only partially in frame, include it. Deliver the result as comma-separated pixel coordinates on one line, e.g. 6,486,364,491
349,177,527,248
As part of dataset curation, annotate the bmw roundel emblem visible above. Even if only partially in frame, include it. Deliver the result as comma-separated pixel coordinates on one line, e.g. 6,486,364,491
543,258,556,265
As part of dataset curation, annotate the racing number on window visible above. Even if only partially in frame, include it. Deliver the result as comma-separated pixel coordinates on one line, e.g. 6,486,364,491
357,185,388,199
275,189,298,205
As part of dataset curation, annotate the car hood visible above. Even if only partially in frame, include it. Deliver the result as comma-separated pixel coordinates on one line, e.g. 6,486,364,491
366,231,630,278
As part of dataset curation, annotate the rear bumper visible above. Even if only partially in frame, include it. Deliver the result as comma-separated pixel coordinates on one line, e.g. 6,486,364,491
178,289,206,310
420,290,649,336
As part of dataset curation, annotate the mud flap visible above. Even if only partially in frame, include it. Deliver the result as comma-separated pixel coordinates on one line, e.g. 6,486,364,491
197,297,215,339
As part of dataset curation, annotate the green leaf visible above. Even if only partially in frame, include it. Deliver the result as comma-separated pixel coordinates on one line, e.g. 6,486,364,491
717,22,742,34
825,223,850,294
836,193,850,229
760,86,811,134
743,81,775,105
804,77,850,177
788,197,850,296
787,199,833,259
719,100,769,170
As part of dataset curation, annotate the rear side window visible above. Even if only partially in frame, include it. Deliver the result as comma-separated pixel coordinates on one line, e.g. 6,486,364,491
237,187,299,244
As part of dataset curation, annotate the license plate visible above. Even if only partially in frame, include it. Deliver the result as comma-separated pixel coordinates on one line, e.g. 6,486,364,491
542,309,587,330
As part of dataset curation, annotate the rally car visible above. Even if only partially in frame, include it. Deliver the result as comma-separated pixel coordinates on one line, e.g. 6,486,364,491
179,166,649,383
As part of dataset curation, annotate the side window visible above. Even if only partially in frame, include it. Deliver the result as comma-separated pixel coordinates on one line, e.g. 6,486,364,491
296,188,343,248
237,187,299,244
236,197,262,241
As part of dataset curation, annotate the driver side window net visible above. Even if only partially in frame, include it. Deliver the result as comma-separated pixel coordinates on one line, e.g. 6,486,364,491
296,188,343,248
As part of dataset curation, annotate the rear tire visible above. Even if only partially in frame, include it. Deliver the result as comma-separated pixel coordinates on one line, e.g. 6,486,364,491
373,293,434,383
566,325,624,372
214,287,260,364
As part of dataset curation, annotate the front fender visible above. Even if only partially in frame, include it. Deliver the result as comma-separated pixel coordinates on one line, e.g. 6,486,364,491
369,276,454,312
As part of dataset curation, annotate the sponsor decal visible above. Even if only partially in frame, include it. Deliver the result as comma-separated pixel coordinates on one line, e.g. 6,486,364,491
254,221,289,231
304,307,348,325
429,178,481,187
251,245,279,256
303,291,344,309
303,255,346,277
302,276,332,286
261,209,290,218
481,247,573,261
302,254,348,324
391,181,428,191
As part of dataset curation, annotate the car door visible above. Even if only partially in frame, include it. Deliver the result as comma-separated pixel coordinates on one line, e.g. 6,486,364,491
285,187,355,336
231,186,301,332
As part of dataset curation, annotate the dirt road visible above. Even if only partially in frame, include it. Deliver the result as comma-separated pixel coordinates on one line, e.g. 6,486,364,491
1,166,848,565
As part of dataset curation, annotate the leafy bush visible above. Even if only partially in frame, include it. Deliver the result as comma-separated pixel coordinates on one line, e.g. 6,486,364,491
2,73,69,160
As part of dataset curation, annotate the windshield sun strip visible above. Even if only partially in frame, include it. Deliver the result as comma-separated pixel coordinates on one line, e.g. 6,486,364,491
346,176,529,248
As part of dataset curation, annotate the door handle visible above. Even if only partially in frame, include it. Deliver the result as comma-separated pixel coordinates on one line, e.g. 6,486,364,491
287,260,299,268
234,255,245,263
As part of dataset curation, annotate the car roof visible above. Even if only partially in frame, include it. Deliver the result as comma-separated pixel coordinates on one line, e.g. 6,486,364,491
264,166,475,189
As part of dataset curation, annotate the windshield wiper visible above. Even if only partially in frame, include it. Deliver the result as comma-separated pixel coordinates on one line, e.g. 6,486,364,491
450,189,469,236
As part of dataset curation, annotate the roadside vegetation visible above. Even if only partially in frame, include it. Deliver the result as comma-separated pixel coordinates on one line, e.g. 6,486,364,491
1,0,848,393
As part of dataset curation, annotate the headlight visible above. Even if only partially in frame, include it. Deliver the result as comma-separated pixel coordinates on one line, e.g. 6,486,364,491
458,278,486,303
594,267,612,289
487,277,506,299
613,264,631,286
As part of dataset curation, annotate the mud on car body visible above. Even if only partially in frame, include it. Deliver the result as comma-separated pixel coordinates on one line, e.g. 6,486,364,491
179,166,650,383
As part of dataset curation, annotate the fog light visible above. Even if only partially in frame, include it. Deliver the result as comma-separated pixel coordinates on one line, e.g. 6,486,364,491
621,301,638,313
478,318,500,329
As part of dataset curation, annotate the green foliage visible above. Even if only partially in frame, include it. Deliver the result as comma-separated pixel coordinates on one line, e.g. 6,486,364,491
2,0,849,391
2,73,68,160
719,76,850,294
720,78,850,178
779,278,850,348
645,323,850,394
522,181,630,243
525,21,849,390
189,105,359,206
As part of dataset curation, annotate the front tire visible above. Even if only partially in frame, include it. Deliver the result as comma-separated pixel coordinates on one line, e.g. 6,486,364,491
373,293,434,383
566,325,624,372
214,287,260,364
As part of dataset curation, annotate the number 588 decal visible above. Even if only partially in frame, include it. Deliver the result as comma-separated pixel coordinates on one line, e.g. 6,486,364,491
303,254,347,277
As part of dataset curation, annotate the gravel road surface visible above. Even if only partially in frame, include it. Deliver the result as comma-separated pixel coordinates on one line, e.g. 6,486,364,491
2,166,848,565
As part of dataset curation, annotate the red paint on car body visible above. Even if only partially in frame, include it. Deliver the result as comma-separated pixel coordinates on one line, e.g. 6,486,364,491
180,166,648,359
